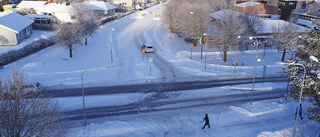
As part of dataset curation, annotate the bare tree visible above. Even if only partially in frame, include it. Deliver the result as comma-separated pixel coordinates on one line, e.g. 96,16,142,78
72,2,100,46
81,17,100,46
170,0,212,59
267,0,279,6
0,67,65,137
72,2,94,24
54,22,83,58
241,14,264,36
306,3,320,16
235,2,264,36
211,10,246,62
271,22,302,62
162,0,182,39
294,2,306,14
208,0,229,12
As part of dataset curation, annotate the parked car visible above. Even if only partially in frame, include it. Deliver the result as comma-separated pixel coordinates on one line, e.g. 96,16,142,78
141,44,154,53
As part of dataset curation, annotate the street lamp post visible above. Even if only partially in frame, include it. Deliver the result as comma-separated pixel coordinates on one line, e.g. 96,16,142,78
190,11,204,60
235,36,241,73
279,55,318,137
204,33,208,70
249,37,261,106
286,35,302,100
81,67,109,126
110,28,114,63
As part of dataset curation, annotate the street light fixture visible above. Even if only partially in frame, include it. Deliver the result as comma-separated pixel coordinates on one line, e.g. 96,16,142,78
279,55,318,137
81,66,110,126
249,36,262,106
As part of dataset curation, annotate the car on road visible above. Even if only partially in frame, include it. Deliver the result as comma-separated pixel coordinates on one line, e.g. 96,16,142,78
141,44,154,53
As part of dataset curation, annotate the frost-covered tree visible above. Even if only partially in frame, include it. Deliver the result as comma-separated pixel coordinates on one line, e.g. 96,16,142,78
211,10,246,62
162,0,212,47
267,0,279,6
294,2,306,14
72,2,100,46
0,67,65,136
208,0,228,12
175,0,212,47
54,23,83,58
17,8,36,15
306,3,320,17
271,21,302,62
81,17,100,46
240,13,264,36
283,19,320,123
162,0,182,39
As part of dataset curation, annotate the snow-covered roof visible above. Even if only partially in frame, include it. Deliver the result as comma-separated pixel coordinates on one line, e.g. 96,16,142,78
262,19,308,33
212,10,308,34
234,2,261,7
3,4,17,7
16,1,48,9
84,1,117,11
211,9,241,20
25,14,49,19
0,11,34,33
36,3,73,12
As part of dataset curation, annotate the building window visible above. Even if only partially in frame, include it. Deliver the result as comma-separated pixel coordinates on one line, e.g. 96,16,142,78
279,2,285,6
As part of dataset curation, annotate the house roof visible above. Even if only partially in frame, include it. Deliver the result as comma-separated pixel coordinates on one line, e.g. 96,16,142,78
212,10,308,34
37,3,74,12
262,19,308,33
234,2,261,7
0,11,34,33
16,1,48,9
84,1,117,11
211,9,241,20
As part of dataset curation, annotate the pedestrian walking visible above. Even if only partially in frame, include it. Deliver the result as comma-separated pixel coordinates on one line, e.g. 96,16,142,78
295,104,303,120
202,114,210,129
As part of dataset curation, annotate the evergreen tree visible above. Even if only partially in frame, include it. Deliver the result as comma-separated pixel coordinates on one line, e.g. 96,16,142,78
283,19,320,123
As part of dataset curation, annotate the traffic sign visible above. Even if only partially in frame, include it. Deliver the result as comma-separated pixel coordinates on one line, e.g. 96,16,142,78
149,57,153,66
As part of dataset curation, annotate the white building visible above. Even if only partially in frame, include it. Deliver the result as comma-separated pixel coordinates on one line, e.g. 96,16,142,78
16,1,48,13
85,1,117,16
113,0,135,8
36,3,74,23
0,11,34,46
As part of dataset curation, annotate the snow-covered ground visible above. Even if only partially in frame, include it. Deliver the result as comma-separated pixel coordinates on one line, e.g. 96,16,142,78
0,3,320,137
63,82,320,137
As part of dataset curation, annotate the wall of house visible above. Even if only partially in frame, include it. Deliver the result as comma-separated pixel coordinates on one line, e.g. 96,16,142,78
16,25,33,44
37,9,74,22
235,4,278,15
115,0,134,8
108,9,116,15
1,0,10,11
0,27,18,46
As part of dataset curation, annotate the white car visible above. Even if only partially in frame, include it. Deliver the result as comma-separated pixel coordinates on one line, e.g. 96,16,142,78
142,44,154,53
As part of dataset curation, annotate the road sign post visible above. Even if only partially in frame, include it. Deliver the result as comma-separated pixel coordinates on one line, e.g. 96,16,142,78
190,45,194,60
142,49,145,61
149,57,153,75
263,65,267,84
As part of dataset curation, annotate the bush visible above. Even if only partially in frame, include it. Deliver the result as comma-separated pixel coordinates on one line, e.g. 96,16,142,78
0,39,55,67
32,23,54,30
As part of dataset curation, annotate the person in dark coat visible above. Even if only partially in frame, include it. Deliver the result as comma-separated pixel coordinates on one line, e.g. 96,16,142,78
295,104,303,120
202,114,210,129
